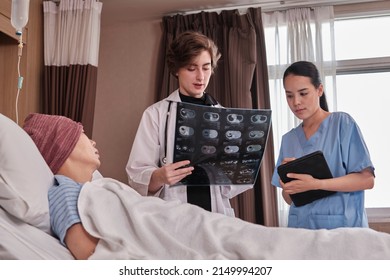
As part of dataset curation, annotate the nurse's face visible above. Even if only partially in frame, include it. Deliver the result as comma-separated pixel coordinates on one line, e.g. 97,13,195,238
283,74,323,121
177,50,212,98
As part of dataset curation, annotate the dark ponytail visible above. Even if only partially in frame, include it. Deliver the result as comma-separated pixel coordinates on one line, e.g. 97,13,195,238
320,94,328,112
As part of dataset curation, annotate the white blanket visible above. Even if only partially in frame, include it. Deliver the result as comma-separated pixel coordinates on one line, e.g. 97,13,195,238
78,178,390,260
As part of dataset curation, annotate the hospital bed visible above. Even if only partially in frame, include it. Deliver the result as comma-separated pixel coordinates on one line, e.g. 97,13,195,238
1,113,390,260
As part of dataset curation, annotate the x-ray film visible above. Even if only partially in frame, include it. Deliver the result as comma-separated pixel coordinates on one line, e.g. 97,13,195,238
173,102,272,186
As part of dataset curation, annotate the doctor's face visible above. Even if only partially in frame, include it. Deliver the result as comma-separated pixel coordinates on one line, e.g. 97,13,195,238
177,50,212,98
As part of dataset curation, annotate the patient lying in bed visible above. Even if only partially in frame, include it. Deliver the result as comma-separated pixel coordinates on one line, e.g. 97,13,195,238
2,112,390,260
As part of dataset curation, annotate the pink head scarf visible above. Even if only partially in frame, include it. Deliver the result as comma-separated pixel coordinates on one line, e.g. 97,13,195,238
23,113,83,174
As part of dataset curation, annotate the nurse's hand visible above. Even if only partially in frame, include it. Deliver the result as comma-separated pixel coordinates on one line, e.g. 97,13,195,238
281,173,322,194
281,157,295,165
149,160,194,193
279,157,320,195
279,184,292,205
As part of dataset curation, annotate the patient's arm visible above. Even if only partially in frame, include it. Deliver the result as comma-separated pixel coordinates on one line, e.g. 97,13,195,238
64,223,99,260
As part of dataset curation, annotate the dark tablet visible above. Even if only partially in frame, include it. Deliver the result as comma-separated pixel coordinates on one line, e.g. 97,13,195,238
277,151,336,207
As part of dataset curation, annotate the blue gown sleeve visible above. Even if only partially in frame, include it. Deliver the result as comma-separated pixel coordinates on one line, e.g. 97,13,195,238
48,176,82,246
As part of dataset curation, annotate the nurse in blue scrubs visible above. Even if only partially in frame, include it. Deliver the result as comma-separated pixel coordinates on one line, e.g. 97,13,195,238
271,61,375,229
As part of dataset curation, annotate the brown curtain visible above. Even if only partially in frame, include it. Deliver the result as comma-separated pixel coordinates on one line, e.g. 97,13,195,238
157,8,278,226
42,64,97,137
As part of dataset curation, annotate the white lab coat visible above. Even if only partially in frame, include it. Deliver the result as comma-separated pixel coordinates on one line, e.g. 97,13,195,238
126,90,253,217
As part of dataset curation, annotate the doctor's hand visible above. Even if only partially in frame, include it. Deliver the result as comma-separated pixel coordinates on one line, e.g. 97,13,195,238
148,160,194,193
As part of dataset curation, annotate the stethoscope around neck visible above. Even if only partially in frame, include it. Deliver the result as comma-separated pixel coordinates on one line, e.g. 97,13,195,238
161,101,172,165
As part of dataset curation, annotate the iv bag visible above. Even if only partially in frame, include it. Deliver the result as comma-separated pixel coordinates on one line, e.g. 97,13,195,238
11,0,30,35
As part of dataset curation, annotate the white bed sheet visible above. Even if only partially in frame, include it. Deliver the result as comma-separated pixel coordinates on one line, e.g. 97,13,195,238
2,176,390,260
80,178,390,260
0,208,73,260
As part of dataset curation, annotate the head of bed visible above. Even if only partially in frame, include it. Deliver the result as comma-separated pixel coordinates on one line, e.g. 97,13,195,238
0,113,73,259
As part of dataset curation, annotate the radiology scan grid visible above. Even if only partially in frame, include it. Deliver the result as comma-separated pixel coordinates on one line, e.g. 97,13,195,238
173,102,272,186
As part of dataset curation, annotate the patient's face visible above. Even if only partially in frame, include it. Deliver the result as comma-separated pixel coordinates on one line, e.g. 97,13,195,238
68,133,101,170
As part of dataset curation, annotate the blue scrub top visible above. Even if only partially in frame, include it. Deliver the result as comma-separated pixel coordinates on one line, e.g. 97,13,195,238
271,112,374,229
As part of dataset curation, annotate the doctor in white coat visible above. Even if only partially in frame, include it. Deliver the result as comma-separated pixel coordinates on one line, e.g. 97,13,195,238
126,31,252,216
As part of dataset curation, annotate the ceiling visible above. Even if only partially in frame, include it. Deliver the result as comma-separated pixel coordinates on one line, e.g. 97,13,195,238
99,0,380,22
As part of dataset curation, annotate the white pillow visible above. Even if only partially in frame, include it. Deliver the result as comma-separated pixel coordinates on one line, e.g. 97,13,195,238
0,114,53,233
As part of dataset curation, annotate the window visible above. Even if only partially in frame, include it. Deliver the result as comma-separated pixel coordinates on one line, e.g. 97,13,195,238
334,16,390,60
333,15,390,207
336,72,390,207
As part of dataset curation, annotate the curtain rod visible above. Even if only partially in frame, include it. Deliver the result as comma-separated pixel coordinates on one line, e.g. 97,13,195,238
166,3,317,16
165,0,372,16
48,0,101,2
